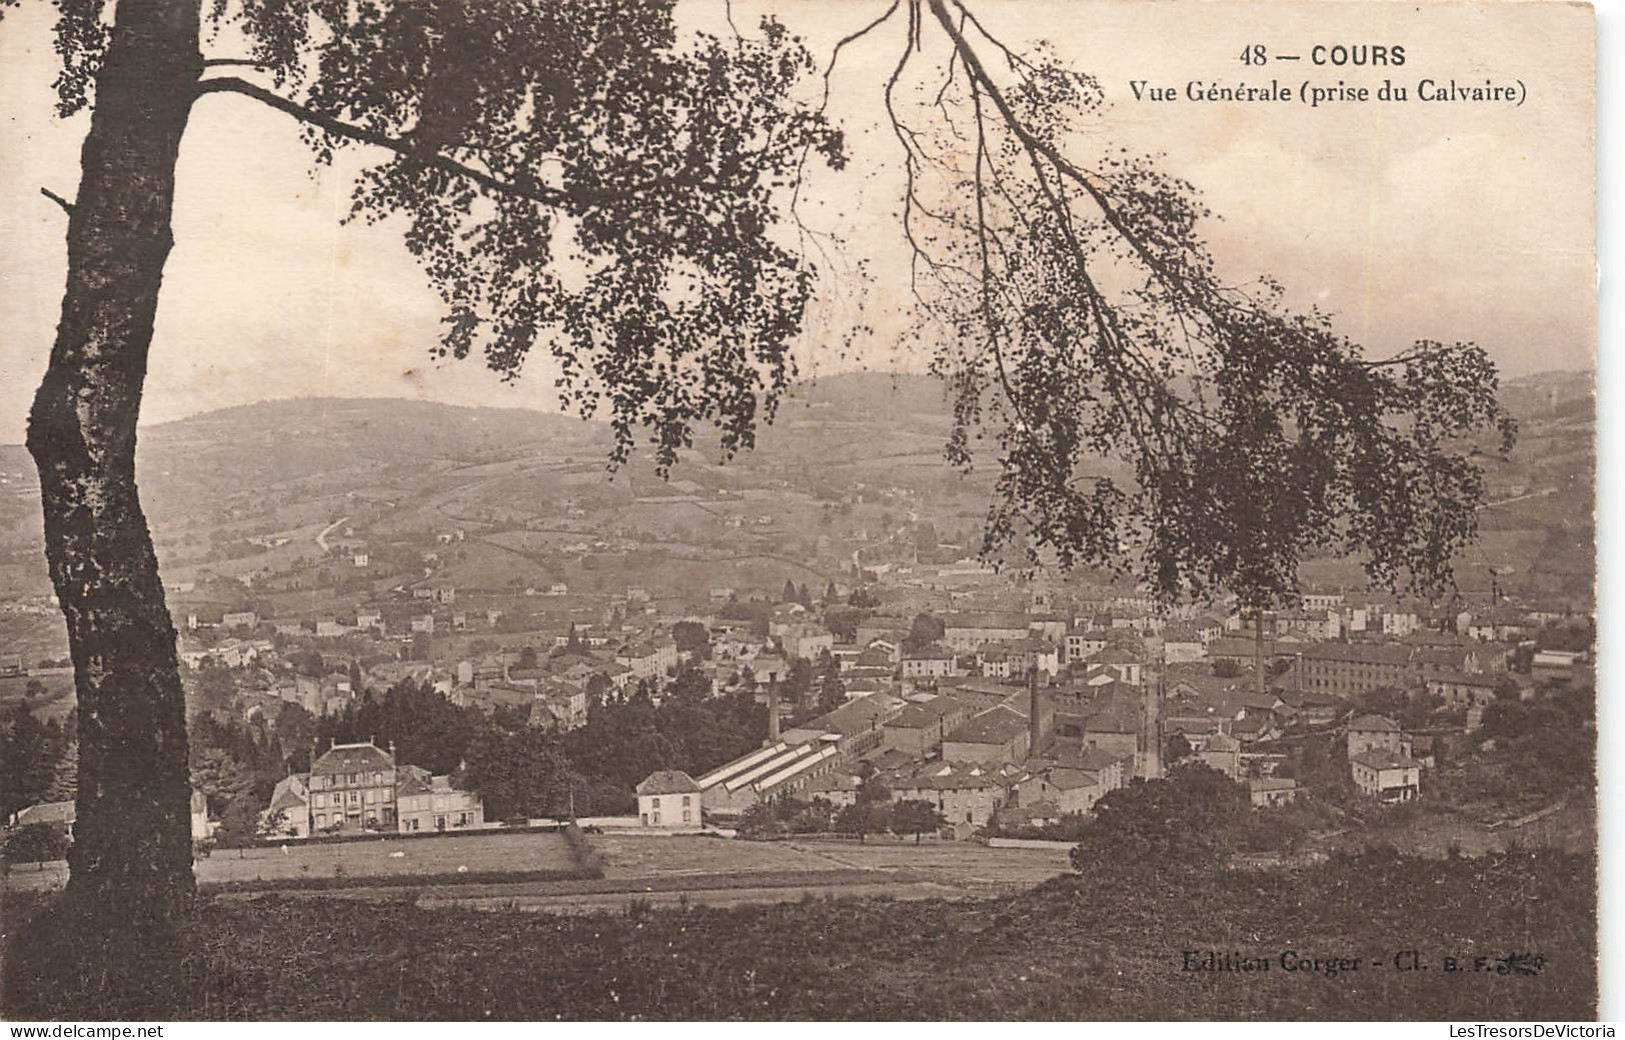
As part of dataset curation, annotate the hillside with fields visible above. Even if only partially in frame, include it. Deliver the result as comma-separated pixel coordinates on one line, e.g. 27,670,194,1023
0,369,1594,715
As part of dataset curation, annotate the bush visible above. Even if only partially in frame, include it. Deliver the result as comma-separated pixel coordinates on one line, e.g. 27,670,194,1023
1,824,68,865
1070,763,1248,876
561,822,606,878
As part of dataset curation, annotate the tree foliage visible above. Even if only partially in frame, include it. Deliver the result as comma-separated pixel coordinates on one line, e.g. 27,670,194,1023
2,822,71,865
179,0,846,473
1163,732,1193,766
905,612,946,651
1070,762,1248,876
318,679,476,777
462,726,587,821
671,620,711,657
1429,682,1595,819
816,656,846,715
0,699,66,819
841,0,1514,606
889,798,947,841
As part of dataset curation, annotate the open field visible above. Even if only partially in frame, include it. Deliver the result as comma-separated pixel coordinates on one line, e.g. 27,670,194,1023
592,834,845,879
785,839,1074,890
196,830,580,885
206,867,959,914
590,834,1072,891
4,829,580,892
0,832,1080,912
0,670,74,721
0,614,70,670
420,878,966,914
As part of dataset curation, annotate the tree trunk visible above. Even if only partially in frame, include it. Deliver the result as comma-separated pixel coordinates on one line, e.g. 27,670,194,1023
26,0,201,949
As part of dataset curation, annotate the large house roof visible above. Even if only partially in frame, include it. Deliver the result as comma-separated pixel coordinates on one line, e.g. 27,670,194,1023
1090,647,1141,665
1302,642,1414,666
637,770,702,796
890,761,1009,792
945,703,1029,746
796,692,906,739
311,741,395,775
1424,669,1499,688
1349,713,1400,733
12,800,75,827
1250,777,1298,793
267,775,310,813
1043,767,1103,791
943,611,1029,632
1208,637,1284,658
887,695,968,729
396,763,434,796
1351,750,1421,771
1067,747,1131,772
1082,708,1138,735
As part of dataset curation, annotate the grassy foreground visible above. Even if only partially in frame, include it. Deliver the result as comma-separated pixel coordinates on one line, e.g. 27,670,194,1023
2,848,1594,1020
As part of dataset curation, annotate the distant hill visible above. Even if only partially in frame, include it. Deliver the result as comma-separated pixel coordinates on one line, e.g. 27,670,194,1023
0,366,1594,601
1499,369,1594,417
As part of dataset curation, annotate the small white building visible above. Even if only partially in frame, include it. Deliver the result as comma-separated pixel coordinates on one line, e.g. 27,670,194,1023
1248,777,1300,808
1351,750,1421,803
636,770,702,828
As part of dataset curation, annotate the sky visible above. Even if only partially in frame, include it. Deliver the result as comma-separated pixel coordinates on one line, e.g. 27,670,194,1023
0,0,1596,444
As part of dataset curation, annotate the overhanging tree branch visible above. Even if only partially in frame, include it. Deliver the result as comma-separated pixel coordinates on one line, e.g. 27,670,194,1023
928,0,1229,332
195,76,586,210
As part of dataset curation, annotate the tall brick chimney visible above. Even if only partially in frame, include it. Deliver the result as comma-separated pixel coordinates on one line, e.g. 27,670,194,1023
1140,674,1163,780
766,682,780,746
1028,665,1040,757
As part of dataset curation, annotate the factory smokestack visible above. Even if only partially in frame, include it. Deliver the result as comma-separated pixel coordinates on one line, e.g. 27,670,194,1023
1140,673,1163,780
766,679,780,746
1028,665,1040,758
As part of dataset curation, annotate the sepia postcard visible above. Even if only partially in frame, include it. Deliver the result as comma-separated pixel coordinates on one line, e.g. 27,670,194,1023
0,0,1601,1025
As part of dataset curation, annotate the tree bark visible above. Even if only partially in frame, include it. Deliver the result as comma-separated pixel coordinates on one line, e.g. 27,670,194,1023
26,0,202,945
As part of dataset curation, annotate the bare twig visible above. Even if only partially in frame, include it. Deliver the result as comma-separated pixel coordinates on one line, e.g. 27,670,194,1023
40,187,73,216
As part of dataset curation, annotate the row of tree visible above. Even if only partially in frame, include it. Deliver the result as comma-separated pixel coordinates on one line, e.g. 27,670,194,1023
291,668,769,824
0,689,72,820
